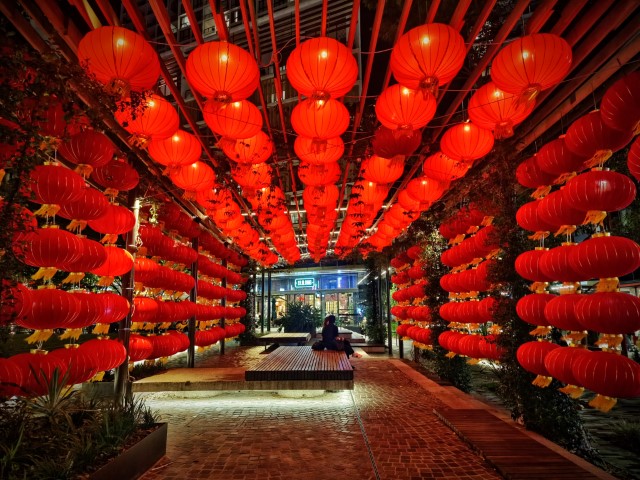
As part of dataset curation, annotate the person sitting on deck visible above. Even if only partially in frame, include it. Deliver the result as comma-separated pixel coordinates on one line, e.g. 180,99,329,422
320,314,359,358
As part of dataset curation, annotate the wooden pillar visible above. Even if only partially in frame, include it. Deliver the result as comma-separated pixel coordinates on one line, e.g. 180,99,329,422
252,270,257,332
385,264,392,356
187,236,198,368
220,258,227,355
266,269,272,331
260,269,265,334
114,190,139,404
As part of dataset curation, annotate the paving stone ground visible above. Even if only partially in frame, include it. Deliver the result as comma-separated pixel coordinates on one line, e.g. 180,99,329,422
140,345,501,480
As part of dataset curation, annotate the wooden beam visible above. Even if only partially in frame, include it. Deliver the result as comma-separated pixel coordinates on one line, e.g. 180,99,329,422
426,0,440,23
321,0,328,37
381,0,413,92
346,0,360,50
449,0,472,32
208,0,230,41
525,0,557,34
550,0,590,36
182,0,205,44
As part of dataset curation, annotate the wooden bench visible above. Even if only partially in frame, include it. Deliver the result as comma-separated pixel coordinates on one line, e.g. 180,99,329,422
315,327,353,340
245,346,354,390
257,332,311,349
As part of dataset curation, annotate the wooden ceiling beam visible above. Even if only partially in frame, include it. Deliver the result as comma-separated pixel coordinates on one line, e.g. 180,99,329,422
182,0,205,44
208,0,230,41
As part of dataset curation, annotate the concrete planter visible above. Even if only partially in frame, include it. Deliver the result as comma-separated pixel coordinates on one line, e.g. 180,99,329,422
89,423,167,480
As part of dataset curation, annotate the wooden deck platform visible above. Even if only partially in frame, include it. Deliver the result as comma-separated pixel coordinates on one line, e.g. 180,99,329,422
245,346,354,389
257,332,311,347
435,409,602,480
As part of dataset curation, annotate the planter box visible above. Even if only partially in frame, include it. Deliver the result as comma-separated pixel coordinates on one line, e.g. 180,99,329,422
90,423,167,480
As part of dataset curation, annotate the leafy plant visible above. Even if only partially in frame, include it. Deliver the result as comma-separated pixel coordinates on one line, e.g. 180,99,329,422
275,301,321,334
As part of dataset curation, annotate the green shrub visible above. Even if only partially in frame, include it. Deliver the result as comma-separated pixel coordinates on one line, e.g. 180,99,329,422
274,301,321,334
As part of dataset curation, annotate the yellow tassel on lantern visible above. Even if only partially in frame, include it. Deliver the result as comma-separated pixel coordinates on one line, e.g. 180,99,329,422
445,351,457,358
529,325,552,337
0,168,5,184
588,394,617,413
96,276,115,287
59,328,83,341
489,325,502,335
90,371,105,382
553,171,577,186
159,322,172,330
528,231,550,241
532,375,553,388
466,225,479,235
554,225,577,237
531,185,552,199
596,333,624,350
451,233,466,245
26,329,54,344
562,331,587,345
62,272,85,284
582,210,607,226
92,323,111,335
104,188,119,198
74,164,94,177
480,216,494,227
559,384,584,399
31,266,58,281
101,233,119,244
466,358,480,365
596,277,619,292
33,203,61,217
530,281,549,294
583,149,613,169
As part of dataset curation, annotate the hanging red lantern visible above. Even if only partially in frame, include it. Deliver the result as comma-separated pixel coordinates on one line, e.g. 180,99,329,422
372,125,422,158
516,155,556,190
204,99,262,139
390,23,465,95
58,187,109,232
0,357,25,397
91,158,140,198
539,244,584,283
543,347,590,397
291,99,349,139
17,288,81,342
543,294,584,331
286,36,357,100
78,26,159,96
87,204,136,244
564,111,633,167
516,201,554,236
352,181,389,206
0,281,31,326
170,161,216,199
59,130,115,176
422,152,470,182
572,351,640,412
10,351,66,396
515,248,552,284
600,72,640,135
477,297,498,323
564,170,636,225
468,81,535,139
406,176,447,207
536,136,588,177
536,188,586,235
491,33,572,102
303,185,339,209
78,338,127,373
114,95,179,145
294,136,344,165
148,130,202,170
17,96,70,140
132,296,159,324
231,162,272,189
298,161,341,186
375,84,436,131
29,163,85,217
440,122,495,163
61,237,108,284
92,292,130,335
575,292,640,334
220,132,273,164
14,226,84,281
186,42,259,103
361,155,405,185
569,234,640,282
128,334,153,362
516,340,561,387
628,136,640,182
89,245,134,286
516,293,555,328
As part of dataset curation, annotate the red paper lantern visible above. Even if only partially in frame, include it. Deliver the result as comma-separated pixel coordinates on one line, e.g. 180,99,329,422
291,99,349,139
440,122,494,162
572,351,640,410
516,201,554,234
516,340,560,379
468,81,534,139
14,227,83,279
286,36,358,99
569,234,640,281
128,334,154,362
30,164,85,216
114,94,179,144
575,292,640,334
564,111,633,164
78,26,160,95
59,130,115,173
564,170,636,224
89,246,134,284
599,72,640,135
204,100,262,139
628,137,640,182
536,136,587,177
231,162,272,189
375,84,436,131
0,281,31,326
544,347,589,391
543,294,584,331
148,130,202,169
186,42,259,102
58,187,109,226
491,34,572,101
539,244,584,283
361,155,405,184
18,288,81,331
298,161,341,186
516,293,555,327
390,23,465,94
132,297,159,323
515,248,552,283
406,176,447,206
294,136,344,165
536,189,586,232
477,297,498,323
220,132,273,164
78,338,126,372
49,345,99,385
372,125,422,158
0,357,24,397
98,292,131,325
10,351,66,396
91,159,140,195
422,152,470,182
170,161,216,198
516,155,556,189
62,237,107,277
87,204,135,241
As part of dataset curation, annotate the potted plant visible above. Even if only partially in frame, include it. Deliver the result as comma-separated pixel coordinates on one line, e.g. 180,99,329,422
275,301,322,336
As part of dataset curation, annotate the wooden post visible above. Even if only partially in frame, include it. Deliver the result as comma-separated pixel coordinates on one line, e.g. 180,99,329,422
385,264,392,356
220,258,227,355
260,269,265,334
252,270,257,333
114,190,139,404
267,269,272,332
187,236,198,368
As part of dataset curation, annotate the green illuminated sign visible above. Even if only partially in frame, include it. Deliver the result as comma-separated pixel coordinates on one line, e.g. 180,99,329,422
294,278,315,289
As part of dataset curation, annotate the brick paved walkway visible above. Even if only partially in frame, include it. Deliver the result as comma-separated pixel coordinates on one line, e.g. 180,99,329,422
140,346,501,480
